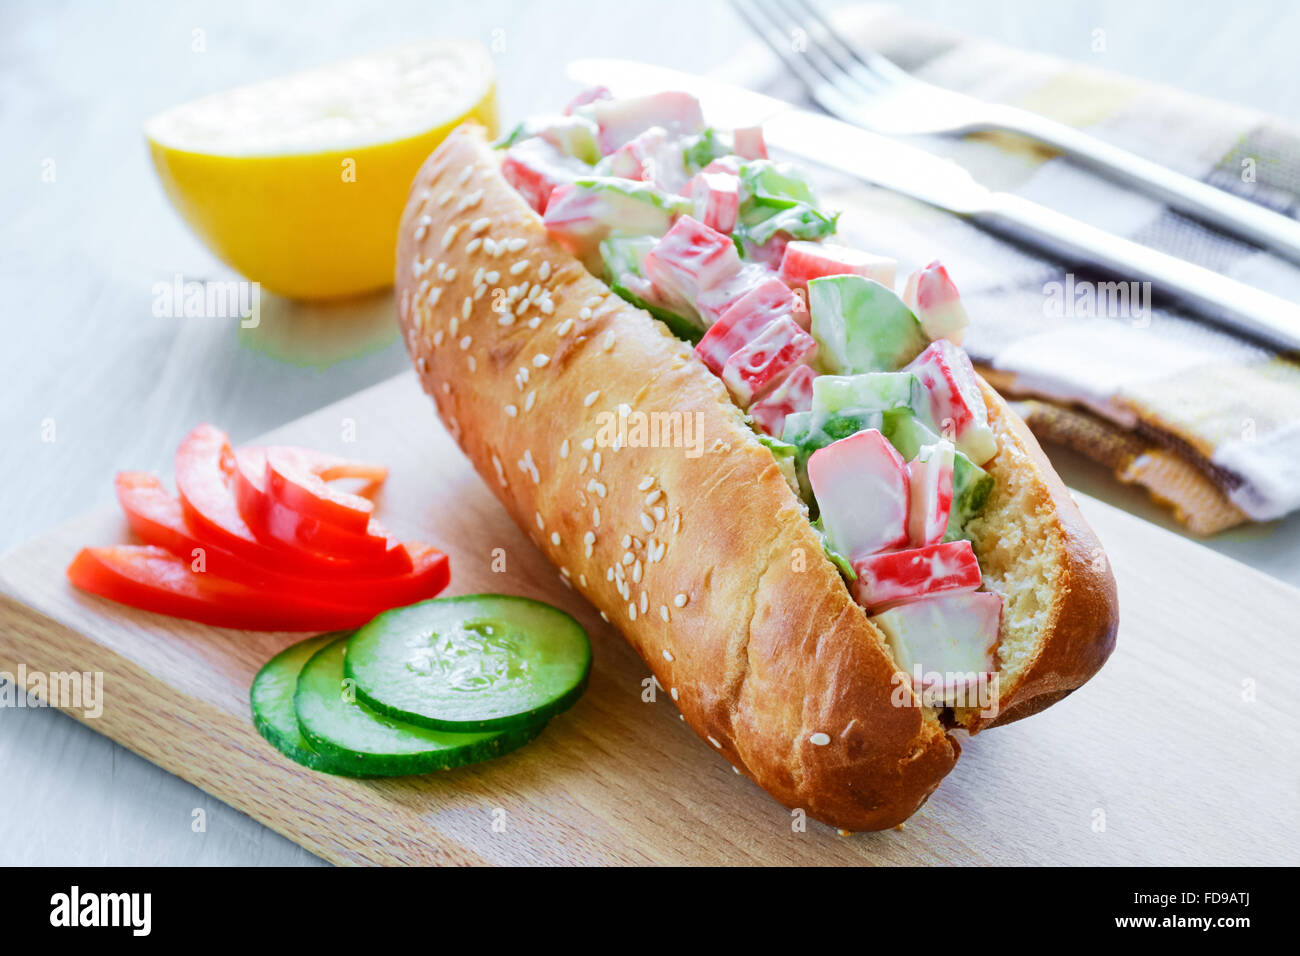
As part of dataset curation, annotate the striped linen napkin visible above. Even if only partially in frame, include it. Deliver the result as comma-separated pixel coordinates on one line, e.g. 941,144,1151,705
719,3,1300,535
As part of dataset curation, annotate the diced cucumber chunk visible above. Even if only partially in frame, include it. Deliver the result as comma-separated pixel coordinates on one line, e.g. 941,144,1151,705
811,371,932,423
808,275,928,374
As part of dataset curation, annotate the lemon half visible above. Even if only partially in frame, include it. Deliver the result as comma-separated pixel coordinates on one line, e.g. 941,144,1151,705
146,39,497,300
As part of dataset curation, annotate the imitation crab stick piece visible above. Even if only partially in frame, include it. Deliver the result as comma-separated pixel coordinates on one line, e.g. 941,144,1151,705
807,429,910,559
904,340,997,466
851,539,982,610
903,260,969,345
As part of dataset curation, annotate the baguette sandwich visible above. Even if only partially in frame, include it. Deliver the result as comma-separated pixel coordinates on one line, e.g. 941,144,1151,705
393,88,1118,831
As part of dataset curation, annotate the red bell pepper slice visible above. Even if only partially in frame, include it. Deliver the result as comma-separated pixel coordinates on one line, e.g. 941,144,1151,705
175,425,405,576
232,446,407,569
263,446,386,533
114,472,448,607
67,545,392,631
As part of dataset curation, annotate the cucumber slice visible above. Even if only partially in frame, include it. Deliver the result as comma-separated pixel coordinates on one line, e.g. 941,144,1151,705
294,637,545,776
251,632,352,774
344,594,591,733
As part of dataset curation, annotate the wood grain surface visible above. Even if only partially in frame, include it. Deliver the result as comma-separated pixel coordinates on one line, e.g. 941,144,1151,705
1,372,1297,865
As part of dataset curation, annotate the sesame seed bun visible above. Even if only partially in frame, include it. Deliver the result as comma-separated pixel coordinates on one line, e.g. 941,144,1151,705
394,123,1118,831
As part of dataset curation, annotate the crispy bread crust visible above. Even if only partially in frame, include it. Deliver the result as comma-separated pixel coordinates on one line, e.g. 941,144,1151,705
394,124,1115,829
967,385,1120,731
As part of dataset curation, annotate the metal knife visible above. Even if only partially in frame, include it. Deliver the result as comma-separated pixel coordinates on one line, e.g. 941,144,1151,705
567,58,1300,354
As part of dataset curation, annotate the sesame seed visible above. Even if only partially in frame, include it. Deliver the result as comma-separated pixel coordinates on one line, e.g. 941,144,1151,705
441,224,461,250
459,335,472,350
579,573,587,587
660,605,670,623
592,452,602,473
628,603,637,621
621,535,631,548
438,190,455,206
557,318,574,336
505,404,518,417
469,217,491,235
507,237,527,252
601,331,615,351
432,330,444,347
474,283,487,300
510,259,530,275
599,611,609,623
640,592,648,613
578,458,588,475
632,560,642,583
581,438,595,452
652,506,666,521
517,366,530,386
539,261,552,280
551,532,561,546
672,513,682,534
588,480,607,498
583,390,600,407
662,649,674,662
527,316,541,329
535,512,544,530
621,552,634,566
670,687,678,700
708,736,722,749
539,295,554,315
559,439,570,459
427,287,442,306
644,489,662,506
466,237,482,254
810,733,831,746
579,307,592,320
524,391,536,412
637,475,656,491
457,165,475,185
584,296,602,308
491,455,506,487
466,356,476,371
640,513,655,532
533,353,550,368
674,592,689,608
484,270,500,284
413,224,428,241
592,506,600,527
606,567,614,582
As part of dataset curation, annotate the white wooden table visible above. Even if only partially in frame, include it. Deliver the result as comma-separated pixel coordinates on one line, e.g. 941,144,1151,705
3,0,1298,865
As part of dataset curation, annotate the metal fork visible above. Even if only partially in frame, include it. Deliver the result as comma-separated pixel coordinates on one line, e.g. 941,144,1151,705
732,0,1300,264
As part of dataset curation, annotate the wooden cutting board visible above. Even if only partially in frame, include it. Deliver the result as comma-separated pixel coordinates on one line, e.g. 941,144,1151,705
2,372,1297,865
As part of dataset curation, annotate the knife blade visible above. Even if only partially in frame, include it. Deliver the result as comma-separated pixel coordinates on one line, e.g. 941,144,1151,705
567,58,1300,354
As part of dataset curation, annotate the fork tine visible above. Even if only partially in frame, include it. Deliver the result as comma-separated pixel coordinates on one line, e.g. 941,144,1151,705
765,0,889,97
739,0,887,118
728,0,841,103
785,0,910,88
